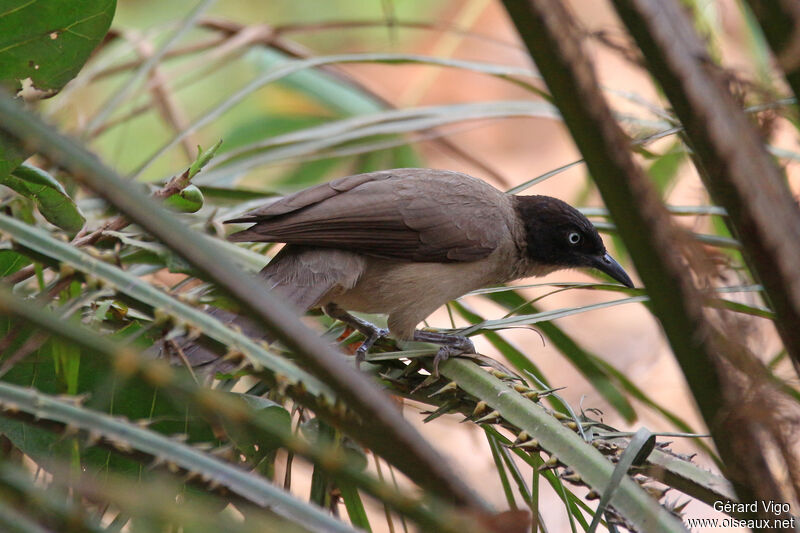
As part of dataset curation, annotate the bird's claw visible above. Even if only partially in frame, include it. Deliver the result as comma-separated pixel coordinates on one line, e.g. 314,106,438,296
432,336,475,377
355,327,390,368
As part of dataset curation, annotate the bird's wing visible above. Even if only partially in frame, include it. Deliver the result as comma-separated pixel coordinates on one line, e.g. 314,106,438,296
226,169,510,263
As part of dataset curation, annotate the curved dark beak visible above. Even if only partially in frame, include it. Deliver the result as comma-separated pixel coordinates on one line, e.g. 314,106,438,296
593,253,634,288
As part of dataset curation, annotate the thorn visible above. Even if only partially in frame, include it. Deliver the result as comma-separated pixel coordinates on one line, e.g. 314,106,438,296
490,369,513,380
111,439,133,454
428,381,458,397
290,380,307,396
514,439,540,451
86,431,102,447
645,486,671,500
222,350,244,364
152,309,170,325
185,326,202,341
474,410,502,424
523,391,540,401
58,263,75,277
539,455,560,470
672,500,690,514
472,401,490,417
273,373,289,394
512,431,529,444
334,398,348,419
410,373,440,395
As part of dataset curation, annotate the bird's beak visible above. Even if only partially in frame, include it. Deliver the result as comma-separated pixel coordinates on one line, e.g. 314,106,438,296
593,253,634,288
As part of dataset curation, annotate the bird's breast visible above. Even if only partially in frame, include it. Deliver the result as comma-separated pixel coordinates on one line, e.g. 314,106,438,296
327,242,523,316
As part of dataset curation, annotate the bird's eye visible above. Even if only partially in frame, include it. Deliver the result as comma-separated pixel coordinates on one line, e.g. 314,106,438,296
568,232,581,245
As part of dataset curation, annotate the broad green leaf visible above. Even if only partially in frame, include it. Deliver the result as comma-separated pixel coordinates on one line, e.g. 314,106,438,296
1,164,85,231
0,0,116,91
0,0,116,178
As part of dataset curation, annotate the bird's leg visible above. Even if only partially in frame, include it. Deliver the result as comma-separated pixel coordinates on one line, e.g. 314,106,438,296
324,303,389,367
413,330,475,377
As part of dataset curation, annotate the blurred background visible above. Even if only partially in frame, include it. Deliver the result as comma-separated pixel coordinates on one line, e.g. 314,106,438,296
35,0,799,530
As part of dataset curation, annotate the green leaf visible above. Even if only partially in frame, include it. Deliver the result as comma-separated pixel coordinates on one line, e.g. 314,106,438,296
197,185,277,203
163,184,204,213
0,0,116,92
1,164,85,231
0,249,28,276
338,479,372,532
187,140,223,180
0,0,116,179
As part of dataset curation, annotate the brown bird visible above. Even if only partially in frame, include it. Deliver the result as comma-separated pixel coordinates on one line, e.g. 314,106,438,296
184,168,633,370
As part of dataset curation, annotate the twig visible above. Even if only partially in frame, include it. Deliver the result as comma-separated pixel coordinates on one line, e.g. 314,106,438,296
131,33,195,158
3,166,197,286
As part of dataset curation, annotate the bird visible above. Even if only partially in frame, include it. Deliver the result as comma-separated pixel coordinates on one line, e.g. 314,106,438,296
180,168,633,372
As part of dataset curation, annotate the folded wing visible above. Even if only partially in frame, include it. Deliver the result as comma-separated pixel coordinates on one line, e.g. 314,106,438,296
226,169,508,263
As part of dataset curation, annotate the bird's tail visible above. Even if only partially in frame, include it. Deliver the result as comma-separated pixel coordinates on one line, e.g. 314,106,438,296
156,246,349,373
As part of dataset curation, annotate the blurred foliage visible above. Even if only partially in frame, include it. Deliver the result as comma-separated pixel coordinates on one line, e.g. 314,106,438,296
0,0,796,532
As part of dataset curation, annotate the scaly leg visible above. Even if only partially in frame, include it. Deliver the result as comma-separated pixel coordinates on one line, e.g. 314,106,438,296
324,303,389,367
413,330,475,376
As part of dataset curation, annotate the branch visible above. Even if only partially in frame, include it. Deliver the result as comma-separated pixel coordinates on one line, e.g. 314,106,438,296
499,0,765,506
610,0,800,374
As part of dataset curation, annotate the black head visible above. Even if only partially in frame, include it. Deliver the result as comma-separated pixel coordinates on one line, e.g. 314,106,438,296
515,196,634,287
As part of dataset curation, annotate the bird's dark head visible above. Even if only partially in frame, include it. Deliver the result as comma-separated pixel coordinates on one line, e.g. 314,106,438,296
515,196,634,287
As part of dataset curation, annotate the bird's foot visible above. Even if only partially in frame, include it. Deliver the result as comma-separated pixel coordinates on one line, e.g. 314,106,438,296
325,303,389,368
354,326,390,367
413,330,475,377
